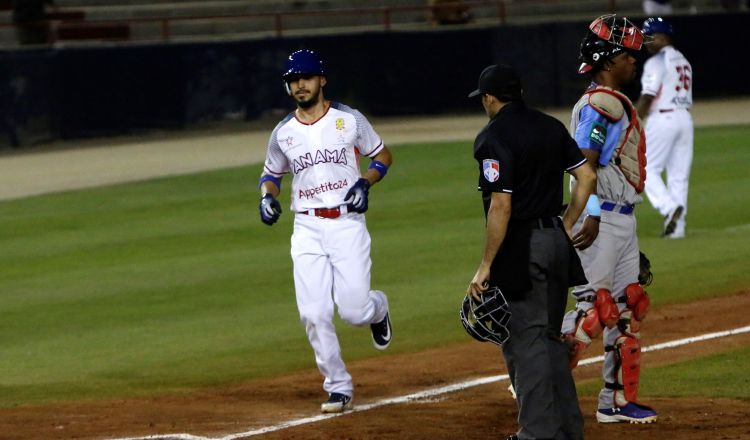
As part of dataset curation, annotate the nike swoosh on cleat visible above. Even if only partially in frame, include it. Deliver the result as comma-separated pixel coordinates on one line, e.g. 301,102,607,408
381,322,391,342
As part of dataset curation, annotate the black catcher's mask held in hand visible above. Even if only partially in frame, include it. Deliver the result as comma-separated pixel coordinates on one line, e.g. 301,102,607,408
460,286,512,347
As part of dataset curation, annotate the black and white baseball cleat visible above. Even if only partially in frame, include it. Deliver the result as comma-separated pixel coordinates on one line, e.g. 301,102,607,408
370,312,392,350
663,205,684,237
320,392,353,413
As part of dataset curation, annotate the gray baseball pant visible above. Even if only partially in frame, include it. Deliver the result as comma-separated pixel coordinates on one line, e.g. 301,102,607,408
502,227,584,440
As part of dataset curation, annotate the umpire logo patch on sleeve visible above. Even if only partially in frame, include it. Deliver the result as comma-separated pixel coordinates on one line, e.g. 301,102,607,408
589,122,607,146
483,159,500,182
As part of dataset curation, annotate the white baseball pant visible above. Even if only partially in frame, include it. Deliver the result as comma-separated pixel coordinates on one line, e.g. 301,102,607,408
644,109,694,236
291,212,389,397
572,207,641,408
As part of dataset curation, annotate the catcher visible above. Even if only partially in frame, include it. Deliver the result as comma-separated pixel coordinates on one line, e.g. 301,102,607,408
562,14,658,425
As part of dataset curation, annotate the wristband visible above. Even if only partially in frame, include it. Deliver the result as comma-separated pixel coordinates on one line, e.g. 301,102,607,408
368,160,389,180
258,174,282,190
586,194,601,217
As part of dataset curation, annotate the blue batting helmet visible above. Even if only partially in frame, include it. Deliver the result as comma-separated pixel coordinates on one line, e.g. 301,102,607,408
642,17,673,36
282,49,325,79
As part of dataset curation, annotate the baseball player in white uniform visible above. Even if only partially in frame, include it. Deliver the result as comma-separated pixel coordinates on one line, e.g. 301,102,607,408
637,17,693,238
642,0,672,16
258,49,393,413
562,15,658,424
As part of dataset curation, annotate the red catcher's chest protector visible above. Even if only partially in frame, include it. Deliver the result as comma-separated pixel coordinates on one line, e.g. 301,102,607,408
585,86,647,193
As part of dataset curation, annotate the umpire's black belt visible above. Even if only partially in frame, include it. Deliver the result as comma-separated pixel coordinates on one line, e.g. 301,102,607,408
531,216,562,230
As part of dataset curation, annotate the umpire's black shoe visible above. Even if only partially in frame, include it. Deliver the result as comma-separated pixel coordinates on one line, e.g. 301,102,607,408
320,392,353,413
371,312,392,351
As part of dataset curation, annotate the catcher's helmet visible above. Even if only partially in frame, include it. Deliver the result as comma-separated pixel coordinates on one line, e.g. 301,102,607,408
578,14,646,74
642,17,673,36
460,286,512,347
282,49,325,80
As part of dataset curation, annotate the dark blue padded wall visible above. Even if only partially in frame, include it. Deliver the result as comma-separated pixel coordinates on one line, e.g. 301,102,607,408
1,13,748,147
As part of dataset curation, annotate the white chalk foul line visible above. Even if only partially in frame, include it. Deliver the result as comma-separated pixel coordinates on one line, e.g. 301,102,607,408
111,324,750,440
109,435,210,440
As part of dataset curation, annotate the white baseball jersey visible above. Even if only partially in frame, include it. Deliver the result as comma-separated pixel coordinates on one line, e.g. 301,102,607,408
262,102,384,212
640,45,693,112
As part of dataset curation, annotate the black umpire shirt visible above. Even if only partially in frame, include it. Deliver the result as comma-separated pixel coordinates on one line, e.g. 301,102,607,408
473,100,587,297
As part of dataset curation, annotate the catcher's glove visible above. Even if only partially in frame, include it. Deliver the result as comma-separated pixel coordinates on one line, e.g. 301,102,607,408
638,251,653,286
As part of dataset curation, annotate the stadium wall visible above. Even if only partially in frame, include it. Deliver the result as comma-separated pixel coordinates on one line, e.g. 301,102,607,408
1,13,748,147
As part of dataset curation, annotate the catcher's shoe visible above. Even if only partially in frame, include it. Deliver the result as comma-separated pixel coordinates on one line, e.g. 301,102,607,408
371,312,392,350
596,402,657,424
663,205,684,237
320,393,353,413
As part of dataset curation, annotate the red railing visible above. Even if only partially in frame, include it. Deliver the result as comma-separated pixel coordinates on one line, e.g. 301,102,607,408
1,0,628,45
61,0,508,41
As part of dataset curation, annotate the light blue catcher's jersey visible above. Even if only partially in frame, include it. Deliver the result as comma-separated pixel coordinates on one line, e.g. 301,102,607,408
572,89,625,167
569,83,642,206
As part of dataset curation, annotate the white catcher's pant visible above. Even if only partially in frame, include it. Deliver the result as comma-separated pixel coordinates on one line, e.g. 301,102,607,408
570,209,641,408
291,212,389,397
644,109,694,236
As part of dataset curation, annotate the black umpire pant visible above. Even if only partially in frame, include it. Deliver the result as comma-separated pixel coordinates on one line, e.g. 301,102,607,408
502,226,584,440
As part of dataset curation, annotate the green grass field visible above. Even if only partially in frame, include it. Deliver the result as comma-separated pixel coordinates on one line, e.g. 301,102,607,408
577,346,750,400
1,124,749,408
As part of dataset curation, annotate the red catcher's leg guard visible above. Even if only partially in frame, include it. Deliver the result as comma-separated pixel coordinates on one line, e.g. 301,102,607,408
565,307,604,369
624,283,650,321
615,335,642,404
596,289,619,328
564,333,587,369
579,308,604,342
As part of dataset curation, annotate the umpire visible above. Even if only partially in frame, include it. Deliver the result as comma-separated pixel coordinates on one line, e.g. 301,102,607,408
466,64,596,440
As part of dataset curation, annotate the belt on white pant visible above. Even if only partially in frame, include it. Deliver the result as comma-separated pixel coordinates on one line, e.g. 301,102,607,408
298,204,350,219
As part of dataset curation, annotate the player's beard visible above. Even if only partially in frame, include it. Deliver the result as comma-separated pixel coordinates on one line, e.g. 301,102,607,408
296,89,321,109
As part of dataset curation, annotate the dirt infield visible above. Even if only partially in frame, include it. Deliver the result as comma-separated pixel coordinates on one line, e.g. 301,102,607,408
2,291,749,440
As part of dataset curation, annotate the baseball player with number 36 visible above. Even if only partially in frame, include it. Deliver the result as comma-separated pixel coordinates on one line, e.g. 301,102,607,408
636,17,693,239
258,49,393,414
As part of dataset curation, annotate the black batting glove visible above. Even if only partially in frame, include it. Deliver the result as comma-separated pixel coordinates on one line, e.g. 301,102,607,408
344,178,370,213
259,194,282,225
